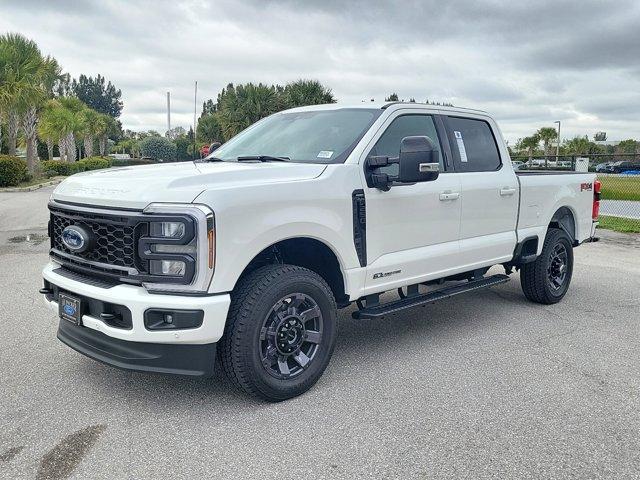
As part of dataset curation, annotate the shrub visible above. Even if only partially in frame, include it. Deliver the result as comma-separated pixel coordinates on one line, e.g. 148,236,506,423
140,136,177,162
110,158,155,167
40,157,112,176
40,160,75,176
0,155,29,187
76,157,111,171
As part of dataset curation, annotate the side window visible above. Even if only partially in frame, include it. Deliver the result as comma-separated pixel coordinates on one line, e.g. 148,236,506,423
368,115,443,176
446,117,501,172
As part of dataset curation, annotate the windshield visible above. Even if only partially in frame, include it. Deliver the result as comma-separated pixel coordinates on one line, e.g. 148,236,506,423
206,108,381,164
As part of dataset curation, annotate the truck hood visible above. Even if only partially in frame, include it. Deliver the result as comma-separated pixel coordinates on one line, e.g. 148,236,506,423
52,161,327,209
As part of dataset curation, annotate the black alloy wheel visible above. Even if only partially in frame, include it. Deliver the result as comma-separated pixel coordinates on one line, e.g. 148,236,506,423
259,293,323,379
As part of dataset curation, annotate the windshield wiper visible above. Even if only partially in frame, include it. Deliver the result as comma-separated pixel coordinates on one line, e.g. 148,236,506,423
237,155,290,162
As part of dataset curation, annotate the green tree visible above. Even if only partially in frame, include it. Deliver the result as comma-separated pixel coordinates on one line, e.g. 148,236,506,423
196,113,223,144
563,136,591,155
71,74,123,117
616,139,639,154
140,136,176,161
37,99,62,160
59,96,87,161
0,33,43,161
385,93,399,101
201,99,217,115
174,136,191,161
217,83,279,140
517,135,540,161
94,113,116,156
282,79,335,108
79,107,100,158
536,127,558,157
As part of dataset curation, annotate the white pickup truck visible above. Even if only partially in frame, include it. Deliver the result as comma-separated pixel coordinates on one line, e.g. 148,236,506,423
41,103,600,401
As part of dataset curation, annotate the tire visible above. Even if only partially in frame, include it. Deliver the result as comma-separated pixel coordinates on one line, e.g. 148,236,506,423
520,228,574,304
219,264,338,401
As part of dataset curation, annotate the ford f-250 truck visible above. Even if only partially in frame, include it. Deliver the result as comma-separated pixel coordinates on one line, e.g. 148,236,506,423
41,103,600,401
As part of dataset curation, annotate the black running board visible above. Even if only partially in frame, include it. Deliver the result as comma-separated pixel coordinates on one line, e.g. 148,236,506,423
352,274,510,319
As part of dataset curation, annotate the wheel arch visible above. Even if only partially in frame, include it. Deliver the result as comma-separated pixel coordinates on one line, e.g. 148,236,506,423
233,236,350,307
548,206,577,245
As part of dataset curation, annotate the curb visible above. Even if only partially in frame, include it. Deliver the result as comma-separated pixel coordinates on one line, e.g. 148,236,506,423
0,178,64,193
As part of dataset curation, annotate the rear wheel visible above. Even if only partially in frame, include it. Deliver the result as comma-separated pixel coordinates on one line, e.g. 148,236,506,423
520,228,574,304
219,264,337,401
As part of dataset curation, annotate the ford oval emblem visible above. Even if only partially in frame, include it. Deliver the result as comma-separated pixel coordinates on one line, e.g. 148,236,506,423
61,225,91,253
63,304,76,316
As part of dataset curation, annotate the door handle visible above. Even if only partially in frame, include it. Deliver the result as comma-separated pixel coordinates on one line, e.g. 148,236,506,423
500,187,517,196
439,191,460,201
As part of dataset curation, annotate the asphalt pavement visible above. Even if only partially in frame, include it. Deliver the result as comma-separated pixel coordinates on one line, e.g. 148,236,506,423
1,186,640,479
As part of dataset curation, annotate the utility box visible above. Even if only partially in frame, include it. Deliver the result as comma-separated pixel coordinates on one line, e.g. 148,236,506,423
575,157,589,172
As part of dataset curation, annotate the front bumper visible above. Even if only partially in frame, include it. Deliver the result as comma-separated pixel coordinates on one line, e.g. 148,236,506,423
57,318,217,376
43,262,231,345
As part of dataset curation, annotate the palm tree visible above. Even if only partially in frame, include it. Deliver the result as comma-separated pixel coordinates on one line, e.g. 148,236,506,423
218,83,279,140
536,127,559,167
282,79,336,108
564,136,591,155
518,135,540,162
29,56,64,160
79,107,100,157
37,99,59,160
56,96,85,162
94,113,115,156
0,33,44,164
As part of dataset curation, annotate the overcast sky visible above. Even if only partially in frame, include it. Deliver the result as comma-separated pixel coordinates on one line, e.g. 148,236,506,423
1,0,639,143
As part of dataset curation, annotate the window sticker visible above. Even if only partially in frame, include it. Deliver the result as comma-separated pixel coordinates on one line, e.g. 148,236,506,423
317,150,334,159
454,131,468,162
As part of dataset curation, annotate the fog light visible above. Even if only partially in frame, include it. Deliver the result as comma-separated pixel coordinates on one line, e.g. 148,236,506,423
150,221,185,238
149,259,186,276
144,309,204,330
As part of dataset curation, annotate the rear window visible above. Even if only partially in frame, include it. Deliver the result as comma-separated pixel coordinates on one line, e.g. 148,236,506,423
446,117,501,172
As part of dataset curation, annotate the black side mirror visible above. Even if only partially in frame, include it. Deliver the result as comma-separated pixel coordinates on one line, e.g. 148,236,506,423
397,136,440,183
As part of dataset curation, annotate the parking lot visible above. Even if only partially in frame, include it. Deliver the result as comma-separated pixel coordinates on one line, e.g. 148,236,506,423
1,186,640,479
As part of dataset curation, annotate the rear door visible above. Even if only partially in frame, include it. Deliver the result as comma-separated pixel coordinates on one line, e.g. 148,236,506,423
360,110,462,295
442,115,519,268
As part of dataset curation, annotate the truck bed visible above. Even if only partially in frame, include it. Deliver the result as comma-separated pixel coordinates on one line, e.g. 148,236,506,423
516,171,596,246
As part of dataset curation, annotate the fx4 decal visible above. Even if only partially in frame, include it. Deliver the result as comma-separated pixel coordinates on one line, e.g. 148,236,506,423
373,270,401,279
580,182,593,192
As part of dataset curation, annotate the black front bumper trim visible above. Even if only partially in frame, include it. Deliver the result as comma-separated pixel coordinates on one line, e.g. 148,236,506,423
57,320,216,377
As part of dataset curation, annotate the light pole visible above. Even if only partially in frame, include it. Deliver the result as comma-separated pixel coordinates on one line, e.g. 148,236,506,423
554,120,561,159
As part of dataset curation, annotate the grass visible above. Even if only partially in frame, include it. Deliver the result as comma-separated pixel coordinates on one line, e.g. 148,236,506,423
597,175,640,201
597,215,640,233
0,175,65,190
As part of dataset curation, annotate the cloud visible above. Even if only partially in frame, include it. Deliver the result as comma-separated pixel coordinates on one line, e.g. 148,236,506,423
1,0,639,141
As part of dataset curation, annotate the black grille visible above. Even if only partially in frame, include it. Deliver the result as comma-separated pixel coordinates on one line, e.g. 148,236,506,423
50,205,146,275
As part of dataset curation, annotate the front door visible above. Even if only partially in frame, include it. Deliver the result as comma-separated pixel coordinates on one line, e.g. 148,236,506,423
360,111,462,296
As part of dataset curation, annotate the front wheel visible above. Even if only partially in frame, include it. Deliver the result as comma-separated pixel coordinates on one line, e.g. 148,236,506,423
520,228,574,304
219,264,337,401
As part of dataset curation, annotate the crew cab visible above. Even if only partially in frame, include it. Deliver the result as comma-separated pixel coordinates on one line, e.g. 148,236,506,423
41,103,600,401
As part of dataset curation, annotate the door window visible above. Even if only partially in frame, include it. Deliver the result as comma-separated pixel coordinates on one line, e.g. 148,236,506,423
446,117,501,172
367,115,443,176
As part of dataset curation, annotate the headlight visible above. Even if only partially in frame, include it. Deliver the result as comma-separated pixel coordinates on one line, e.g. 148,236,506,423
149,259,187,276
150,221,186,238
139,204,215,294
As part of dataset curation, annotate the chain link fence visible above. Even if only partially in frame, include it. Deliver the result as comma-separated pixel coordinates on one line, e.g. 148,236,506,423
511,154,640,233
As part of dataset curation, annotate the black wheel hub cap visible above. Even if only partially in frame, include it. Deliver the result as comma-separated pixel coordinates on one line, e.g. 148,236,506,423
275,316,305,355
259,293,323,379
547,243,568,291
